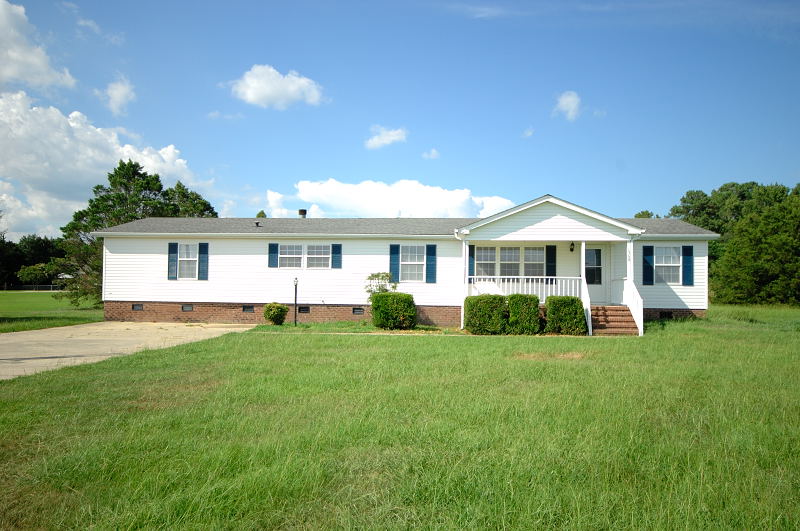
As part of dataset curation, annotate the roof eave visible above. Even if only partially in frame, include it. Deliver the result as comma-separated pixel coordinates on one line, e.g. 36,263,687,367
92,231,458,239
637,233,721,240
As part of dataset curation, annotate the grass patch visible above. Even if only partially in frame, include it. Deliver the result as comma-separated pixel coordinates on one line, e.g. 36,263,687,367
0,291,103,333
0,305,798,527
253,320,460,335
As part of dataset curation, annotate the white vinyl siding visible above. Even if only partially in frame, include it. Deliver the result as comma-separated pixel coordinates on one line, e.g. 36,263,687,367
400,245,425,282
468,202,630,242
635,240,709,310
103,237,464,307
178,243,198,279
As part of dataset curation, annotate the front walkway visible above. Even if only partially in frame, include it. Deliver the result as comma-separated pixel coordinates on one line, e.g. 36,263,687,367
0,321,255,380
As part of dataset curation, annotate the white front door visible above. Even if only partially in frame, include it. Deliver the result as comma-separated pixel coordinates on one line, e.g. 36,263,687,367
585,245,610,303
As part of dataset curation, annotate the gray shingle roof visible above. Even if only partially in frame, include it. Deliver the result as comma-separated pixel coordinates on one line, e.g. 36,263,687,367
94,216,717,237
616,218,718,235
95,217,481,236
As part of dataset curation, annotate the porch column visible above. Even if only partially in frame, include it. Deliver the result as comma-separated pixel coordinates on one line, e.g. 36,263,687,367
461,239,469,329
580,241,586,281
626,238,634,281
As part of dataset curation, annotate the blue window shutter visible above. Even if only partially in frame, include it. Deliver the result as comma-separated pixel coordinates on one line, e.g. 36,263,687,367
545,245,557,276
389,244,400,283
198,243,209,280
682,245,694,286
268,243,279,268
468,245,475,277
643,246,654,285
425,244,437,283
331,244,342,269
168,242,178,280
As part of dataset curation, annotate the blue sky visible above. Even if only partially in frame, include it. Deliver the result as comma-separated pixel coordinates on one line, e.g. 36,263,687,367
1,0,798,239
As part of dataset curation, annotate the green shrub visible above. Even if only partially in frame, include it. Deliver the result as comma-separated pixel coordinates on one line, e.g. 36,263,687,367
464,295,508,335
263,303,289,325
544,296,588,335
507,294,541,334
371,292,417,330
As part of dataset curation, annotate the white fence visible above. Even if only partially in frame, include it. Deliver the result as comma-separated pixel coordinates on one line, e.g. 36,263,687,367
467,276,582,301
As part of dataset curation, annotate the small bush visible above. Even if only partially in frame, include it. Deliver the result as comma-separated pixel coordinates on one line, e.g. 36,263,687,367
263,303,289,325
544,296,588,335
371,292,417,330
464,295,508,335
507,294,541,334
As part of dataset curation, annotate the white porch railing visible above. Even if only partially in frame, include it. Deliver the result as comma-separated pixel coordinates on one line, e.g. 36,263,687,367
467,276,582,300
622,278,644,336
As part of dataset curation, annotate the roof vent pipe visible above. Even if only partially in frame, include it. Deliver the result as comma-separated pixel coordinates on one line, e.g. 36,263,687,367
298,209,307,219
254,221,261,227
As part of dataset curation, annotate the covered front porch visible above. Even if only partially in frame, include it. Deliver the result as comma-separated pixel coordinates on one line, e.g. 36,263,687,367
462,240,643,335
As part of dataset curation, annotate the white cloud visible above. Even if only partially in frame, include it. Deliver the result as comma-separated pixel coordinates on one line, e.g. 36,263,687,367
219,199,236,218
422,148,440,159
265,189,291,218
593,109,607,118
207,110,243,120
0,0,76,88
451,4,518,19
553,90,581,121
522,126,534,138
0,91,201,239
365,125,408,150
290,178,513,218
230,64,323,110
94,75,136,116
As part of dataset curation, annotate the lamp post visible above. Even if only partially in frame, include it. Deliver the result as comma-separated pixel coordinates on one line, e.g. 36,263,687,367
293,277,298,326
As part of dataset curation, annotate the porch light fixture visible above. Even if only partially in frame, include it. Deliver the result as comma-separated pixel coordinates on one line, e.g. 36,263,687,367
570,242,575,252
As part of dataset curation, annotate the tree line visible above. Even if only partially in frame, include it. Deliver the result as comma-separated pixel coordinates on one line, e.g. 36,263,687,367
2,163,798,306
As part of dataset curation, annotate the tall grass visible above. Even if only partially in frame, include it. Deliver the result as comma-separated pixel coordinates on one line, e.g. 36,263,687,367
1,305,798,527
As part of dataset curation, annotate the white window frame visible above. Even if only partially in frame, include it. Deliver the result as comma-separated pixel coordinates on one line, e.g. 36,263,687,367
278,244,303,268
306,244,331,269
400,245,425,282
524,246,545,277
499,247,520,276
177,243,198,280
654,246,681,284
475,246,496,276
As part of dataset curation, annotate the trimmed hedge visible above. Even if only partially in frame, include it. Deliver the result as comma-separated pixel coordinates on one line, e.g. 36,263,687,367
544,296,588,335
507,294,541,334
263,303,289,325
464,295,508,335
371,292,417,330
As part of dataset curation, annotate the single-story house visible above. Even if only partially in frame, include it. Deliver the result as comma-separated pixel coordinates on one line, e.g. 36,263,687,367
93,194,719,335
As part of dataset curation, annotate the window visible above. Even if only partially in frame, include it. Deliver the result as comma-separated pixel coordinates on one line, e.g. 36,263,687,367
306,244,331,268
132,304,144,311
655,247,680,284
242,305,254,313
524,247,545,276
178,243,198,279
352,307,365,315
500,247,520,276
585,249,602,285
181,304,194,312
279,244,302,268
475,246,496,276
298,306,310,314
400,245,425,281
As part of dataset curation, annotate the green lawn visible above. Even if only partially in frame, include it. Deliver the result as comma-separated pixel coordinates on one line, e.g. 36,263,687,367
1,305,798,528
0,291,103,333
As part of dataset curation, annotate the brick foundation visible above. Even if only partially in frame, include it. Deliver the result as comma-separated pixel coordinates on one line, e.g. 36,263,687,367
643,308,706,321
104,301,462,327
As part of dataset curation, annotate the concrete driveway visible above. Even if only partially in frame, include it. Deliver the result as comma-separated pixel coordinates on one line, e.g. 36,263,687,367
0,321,255,380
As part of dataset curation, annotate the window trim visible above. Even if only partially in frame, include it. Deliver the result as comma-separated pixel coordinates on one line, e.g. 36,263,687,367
474,245,549,277
654,246,681,285
177,243,199,280
278,244,303,269
399,244,426,282
305,244,332,269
